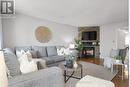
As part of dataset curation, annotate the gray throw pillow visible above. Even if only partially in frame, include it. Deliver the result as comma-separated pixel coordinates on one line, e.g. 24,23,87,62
4,50,21,77
119,49,126,58
47,46,58,56
30,50,38,58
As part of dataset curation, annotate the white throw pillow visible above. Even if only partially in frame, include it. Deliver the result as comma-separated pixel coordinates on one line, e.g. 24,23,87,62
16,50,25,58
18,53,38,74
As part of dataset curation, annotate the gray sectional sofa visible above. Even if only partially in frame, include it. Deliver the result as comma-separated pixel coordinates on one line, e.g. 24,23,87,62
14,46,65,66
3,46,65,87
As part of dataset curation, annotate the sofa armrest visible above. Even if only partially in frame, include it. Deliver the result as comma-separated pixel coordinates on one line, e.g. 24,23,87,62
8,67,64,87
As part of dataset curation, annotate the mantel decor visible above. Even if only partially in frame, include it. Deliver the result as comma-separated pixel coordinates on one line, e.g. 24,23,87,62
35,26,52,43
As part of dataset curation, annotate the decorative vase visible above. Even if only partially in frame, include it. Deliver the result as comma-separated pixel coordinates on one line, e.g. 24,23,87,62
73,61,78,68
115,60,122,63
66,59,73,68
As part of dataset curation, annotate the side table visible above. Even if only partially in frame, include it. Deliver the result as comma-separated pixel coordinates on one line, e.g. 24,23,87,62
111,60,124,80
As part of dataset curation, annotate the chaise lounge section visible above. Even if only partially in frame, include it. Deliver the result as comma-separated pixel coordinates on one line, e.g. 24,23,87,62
8,67,64,87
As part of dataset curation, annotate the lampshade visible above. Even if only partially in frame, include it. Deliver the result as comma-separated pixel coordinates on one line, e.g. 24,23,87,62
69,43,75,49
0,51,8,87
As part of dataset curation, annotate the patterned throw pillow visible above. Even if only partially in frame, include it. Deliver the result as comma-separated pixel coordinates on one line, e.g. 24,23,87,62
57,47,65,55
30,50,38,58
5,65,12,79
26,51,33,61
4,50,21,77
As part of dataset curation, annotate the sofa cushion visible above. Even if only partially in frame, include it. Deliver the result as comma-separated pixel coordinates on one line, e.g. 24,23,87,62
4,49,21,77
50,56,65,62
47,46,57,56
15,46,32,52
32,46,47,57
40,57,55,65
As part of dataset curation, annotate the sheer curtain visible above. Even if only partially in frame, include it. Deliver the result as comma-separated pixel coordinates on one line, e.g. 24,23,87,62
0,17,3,49
0,51,8,87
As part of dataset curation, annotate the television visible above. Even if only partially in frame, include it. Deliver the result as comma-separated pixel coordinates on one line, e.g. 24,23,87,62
82,31,97,40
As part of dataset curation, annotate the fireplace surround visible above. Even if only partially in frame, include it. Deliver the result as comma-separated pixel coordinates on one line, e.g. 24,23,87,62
78,26,100,58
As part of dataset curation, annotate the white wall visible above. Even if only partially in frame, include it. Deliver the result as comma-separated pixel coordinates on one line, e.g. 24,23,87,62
2,14,78,48
117,29,127,49
100,21,128,58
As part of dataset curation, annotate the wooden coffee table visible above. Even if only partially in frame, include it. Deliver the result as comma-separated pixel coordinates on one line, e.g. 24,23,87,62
59,62,83,83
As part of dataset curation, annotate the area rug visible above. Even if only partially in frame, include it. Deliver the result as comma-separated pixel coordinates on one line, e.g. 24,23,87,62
65,61,118,87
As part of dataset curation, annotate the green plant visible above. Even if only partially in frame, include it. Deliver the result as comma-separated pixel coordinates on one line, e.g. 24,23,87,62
74,38,84,51
74,38,84,58
114,55,124,60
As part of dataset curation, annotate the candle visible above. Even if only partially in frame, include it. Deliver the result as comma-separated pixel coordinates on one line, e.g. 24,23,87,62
74,61,78,68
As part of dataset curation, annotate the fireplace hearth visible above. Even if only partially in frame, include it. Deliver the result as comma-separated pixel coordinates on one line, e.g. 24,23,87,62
82,47,95,57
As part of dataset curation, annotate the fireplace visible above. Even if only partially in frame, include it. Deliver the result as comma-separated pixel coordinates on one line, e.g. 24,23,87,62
78,26,100,58
82,47,95,58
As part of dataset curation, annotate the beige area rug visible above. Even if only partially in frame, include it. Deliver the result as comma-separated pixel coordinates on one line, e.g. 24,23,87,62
64,61,118,87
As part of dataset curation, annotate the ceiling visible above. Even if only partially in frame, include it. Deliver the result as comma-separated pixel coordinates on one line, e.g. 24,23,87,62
15,0,128,27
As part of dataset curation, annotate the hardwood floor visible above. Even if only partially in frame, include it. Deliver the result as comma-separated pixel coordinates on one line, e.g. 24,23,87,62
79,58,129,87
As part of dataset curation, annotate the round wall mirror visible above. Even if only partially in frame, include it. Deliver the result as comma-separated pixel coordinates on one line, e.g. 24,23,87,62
35,26,52,43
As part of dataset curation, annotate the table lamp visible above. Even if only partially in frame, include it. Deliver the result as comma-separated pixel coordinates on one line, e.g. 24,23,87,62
69,43,75,49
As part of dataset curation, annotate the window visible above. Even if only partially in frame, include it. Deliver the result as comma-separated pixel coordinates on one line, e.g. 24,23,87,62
125,33,129,46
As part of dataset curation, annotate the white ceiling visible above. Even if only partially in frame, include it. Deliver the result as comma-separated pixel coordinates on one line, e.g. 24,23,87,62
15,0,128,27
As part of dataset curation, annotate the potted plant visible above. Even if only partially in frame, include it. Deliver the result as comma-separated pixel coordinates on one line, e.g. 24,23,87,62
114,55,124,63
74,38,84,59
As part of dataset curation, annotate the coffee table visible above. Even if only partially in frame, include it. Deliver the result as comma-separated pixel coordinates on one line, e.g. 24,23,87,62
59,62,83,83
